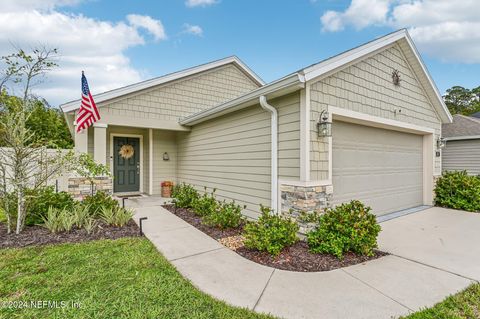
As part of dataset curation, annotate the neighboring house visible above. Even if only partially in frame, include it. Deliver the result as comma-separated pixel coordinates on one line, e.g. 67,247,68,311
60,29,452,219
442,114,480,175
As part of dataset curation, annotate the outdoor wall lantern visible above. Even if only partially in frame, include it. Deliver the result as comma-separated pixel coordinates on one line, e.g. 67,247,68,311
163,152,170,161
317,110,332,137
436,137,446,150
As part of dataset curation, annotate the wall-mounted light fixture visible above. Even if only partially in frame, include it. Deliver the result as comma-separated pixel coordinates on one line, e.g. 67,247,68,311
163,152,170,161
317,110,332,137
436,137,446,150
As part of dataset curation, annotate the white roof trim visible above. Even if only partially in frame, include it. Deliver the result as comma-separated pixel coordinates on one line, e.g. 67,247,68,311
180,73,305,125
302,29,452,124
444,135,480,141
302,30,407,80
60,56,264,113
403,32,452,123
182,29,452,126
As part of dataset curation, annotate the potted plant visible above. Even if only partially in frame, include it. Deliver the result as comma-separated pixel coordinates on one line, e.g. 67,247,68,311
161,181,173,198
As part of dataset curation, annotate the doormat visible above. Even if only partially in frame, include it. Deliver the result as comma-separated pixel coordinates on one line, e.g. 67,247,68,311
116,194,143,199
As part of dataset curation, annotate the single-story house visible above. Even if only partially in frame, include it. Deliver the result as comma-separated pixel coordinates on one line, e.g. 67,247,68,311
442,114,480,175
60,29,452,219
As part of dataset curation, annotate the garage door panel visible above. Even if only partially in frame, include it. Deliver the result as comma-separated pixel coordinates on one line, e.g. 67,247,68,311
332,121,423,216
335,172,422,194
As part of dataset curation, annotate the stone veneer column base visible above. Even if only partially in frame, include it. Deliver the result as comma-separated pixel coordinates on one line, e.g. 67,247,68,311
280,183,333,234
68,176,113,200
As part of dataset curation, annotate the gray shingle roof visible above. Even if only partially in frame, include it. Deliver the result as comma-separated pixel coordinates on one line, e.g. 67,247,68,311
442,114,480,138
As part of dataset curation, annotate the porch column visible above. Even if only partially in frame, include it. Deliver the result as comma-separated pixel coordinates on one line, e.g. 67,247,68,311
93,123,108,165
149,128,154,195
74,125,88,154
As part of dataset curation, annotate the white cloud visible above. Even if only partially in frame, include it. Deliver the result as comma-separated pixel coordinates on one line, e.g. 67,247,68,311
127,14,167,41
183,23,203,36
0,0,81,12
0,3,169,106
185,0,218,8
320,0,480,63
321,0,391,32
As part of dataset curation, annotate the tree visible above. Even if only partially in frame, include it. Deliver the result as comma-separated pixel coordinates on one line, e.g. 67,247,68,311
0,93,73,149
443,85,480,116
25,100,73,149
0,47,75,234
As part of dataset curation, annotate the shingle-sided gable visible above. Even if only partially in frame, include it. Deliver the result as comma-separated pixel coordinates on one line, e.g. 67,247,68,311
98,64,259,122
310,44,443,180
311,44,442,125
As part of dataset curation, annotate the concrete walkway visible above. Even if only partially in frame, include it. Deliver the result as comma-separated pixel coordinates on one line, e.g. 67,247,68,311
132,202,476,319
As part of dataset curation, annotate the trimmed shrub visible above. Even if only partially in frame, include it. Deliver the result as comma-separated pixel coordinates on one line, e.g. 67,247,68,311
203,200,245,229
26,187,75,226
243,205,299,256
191,188,218,216
307,200,381,259
172,183,199,209
434,171,480,212
81,191,119,216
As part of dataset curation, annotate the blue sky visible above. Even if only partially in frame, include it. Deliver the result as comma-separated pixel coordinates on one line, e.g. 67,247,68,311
1,0,479,105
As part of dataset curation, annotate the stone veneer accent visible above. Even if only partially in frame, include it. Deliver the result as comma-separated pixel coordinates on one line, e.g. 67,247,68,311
280,183,333,234
68,176,113,200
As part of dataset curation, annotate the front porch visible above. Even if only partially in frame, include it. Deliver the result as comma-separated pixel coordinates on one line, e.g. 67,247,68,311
74,124,179,196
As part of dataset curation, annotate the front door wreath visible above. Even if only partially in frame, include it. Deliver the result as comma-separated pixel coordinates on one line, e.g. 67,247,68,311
119,144,135,159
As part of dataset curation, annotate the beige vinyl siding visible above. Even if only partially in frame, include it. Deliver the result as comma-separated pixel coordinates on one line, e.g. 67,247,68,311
152,130,177,194
310,44,442,180
177,92,300,219
106,126,149,193
278,93,301,180
99,64,259,123
442,139,480,175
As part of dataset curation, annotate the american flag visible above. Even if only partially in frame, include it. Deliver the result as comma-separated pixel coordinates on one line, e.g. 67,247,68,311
76,72,100,132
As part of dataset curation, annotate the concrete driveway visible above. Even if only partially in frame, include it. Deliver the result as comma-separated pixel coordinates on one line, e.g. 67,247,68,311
379,206,480,281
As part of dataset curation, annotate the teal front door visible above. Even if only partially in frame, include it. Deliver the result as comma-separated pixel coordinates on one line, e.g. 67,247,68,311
113,136,140,193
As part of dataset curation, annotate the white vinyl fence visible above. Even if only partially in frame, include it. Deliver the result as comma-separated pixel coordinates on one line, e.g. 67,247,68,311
0,147,72,193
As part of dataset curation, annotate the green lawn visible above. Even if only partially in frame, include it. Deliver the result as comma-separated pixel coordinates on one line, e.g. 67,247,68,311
0,238,273,319
1,237,479,319
402,283,480,319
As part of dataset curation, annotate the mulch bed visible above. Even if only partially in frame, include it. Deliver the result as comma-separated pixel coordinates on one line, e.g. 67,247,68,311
162,204,387,272
0,220,141,249
164,204,242,240
235,242,387,272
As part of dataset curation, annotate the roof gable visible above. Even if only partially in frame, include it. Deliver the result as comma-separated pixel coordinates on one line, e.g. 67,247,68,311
301,29,452,124
181,29,452,126
60,56,263,113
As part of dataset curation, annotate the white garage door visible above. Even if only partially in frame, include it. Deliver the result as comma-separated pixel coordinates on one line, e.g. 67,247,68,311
332,121,423,216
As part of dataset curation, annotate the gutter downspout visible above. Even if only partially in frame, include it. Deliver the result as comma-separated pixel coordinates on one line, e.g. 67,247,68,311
259,96,278,213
